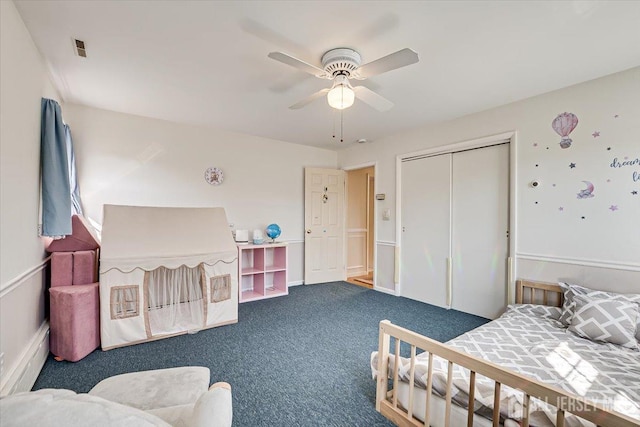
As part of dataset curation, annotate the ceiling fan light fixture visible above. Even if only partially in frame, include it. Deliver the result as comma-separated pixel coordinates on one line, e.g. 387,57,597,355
327,85,354,110
327,75,354,110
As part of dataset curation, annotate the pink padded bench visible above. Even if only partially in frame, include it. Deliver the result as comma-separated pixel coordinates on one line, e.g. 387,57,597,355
47,215,101,362
49,282,100,362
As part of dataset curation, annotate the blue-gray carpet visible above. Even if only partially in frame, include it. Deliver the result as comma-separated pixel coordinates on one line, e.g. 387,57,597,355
33,281,489,426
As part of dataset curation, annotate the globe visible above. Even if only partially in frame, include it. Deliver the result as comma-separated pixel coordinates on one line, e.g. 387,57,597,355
265,224,281,242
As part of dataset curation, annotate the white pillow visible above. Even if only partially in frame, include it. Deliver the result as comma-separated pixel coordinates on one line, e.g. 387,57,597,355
568,294,639,351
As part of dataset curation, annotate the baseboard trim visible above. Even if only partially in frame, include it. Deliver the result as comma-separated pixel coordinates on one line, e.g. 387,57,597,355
288,280,304,287
0,257,49,298
0,321,50,396
374,286,397,296
376,241,396,247
517,253,640,271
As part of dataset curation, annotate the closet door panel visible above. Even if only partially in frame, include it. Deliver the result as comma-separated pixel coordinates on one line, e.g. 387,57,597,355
400,154,451,307
451,144,509,319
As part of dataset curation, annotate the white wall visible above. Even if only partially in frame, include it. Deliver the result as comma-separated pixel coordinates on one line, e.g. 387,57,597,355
0,0,60,395
64,104,338,284
339,67,640,292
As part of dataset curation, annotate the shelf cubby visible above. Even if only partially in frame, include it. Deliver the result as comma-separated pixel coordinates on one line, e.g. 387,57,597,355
238,243,288,303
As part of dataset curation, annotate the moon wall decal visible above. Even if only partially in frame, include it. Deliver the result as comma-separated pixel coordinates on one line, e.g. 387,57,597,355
576,181,595,199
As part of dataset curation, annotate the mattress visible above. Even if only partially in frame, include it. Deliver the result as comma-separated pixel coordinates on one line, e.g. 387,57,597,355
372,304,640,426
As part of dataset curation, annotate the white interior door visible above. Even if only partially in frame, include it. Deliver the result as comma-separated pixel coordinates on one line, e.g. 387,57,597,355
400,154,451,307
451,144,510,319
304,168,345,284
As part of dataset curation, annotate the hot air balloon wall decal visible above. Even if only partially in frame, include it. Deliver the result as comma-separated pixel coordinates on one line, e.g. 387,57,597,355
552,112,579,149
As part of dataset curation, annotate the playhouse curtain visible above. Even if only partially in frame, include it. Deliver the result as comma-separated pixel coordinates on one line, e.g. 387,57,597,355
145,265,205,335
40,98,71,237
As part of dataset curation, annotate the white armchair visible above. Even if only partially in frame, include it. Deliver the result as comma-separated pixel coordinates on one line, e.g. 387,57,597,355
0,367,232,427
89,367,233,427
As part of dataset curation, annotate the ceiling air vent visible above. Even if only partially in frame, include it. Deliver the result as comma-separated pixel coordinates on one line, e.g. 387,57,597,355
74,39,87,58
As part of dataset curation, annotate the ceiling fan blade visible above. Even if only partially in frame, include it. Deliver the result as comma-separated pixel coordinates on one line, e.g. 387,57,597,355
354,48,419,79
289,88,330,110
240,19,311,58
268,52,328,78
269,73,313,94
353,86,394,112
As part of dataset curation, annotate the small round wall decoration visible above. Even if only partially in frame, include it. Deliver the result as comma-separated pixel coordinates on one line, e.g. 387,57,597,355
204,167,224,185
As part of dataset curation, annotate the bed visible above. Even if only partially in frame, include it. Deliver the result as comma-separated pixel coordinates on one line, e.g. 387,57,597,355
371,280,640,427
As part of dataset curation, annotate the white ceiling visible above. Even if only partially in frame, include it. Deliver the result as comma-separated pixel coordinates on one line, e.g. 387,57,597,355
15,1,640,150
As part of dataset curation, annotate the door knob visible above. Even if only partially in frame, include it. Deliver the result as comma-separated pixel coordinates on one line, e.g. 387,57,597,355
306,229,312,234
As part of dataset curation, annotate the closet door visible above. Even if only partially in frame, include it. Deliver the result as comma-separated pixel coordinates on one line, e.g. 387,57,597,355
451,144,509,319
400,154,451,307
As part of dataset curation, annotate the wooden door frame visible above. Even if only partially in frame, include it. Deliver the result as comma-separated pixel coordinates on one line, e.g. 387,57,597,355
366,173,375,274
342,162,378,288
395,131,518,302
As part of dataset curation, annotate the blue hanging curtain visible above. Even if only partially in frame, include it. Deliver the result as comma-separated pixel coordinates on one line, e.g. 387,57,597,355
65,124,83,215
41,98,71,237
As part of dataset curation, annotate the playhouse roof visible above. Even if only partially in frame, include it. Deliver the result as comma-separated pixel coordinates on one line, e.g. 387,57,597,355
100,205,237,272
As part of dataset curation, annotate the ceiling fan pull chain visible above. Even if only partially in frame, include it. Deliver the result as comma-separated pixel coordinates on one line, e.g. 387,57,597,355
340,109,344,143
332,109,336,140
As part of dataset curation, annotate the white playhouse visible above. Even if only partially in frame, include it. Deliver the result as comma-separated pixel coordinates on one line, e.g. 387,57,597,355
99,205,238,350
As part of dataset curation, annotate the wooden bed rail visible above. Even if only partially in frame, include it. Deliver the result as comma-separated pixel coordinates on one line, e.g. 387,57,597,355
376,320,638,427
516,279,563,307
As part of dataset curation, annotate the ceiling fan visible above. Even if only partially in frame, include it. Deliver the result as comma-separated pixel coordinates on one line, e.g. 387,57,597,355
268,47,419,112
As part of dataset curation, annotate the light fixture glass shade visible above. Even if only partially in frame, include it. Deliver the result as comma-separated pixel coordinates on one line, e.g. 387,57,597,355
327,84,355,110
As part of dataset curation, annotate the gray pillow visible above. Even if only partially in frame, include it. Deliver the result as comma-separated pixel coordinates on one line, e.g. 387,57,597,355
568,294,639,351
558,282,582,325
558,282,640,342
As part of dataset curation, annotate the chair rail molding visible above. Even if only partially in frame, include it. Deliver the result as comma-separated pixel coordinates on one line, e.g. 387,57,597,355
516,253,640,271
0,256,50,297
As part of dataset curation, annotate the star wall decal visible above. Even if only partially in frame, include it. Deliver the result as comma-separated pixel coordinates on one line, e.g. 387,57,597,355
581,216,586,219
533,143,538,147
632,190,638,195
607,147,611,151
592,131,600,138
558,207,564,211
609,205,618,211
614,114,620,118
569,163,576,169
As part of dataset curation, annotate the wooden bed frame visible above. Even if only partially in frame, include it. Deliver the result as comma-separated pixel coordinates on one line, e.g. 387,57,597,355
375,279,639,427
